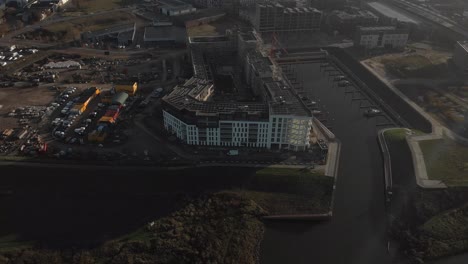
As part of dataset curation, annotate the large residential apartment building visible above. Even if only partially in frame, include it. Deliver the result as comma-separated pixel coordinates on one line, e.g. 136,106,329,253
254,3,322,33
162,32,315,151
354,26,409,49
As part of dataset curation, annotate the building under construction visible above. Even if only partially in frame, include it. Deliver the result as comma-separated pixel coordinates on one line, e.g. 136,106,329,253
162,31,326,151
254,3,322,34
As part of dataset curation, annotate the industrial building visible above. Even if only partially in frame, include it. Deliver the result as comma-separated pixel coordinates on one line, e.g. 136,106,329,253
328,8,379,35
186,0,240,14
162,32,316,151
454,41,468,74
37,0,68,6
254,3,322,33
365,1,420,25
143,26,186,46
73,87,100,114
159,0,196,16
354,26,409,49
111,92,129,106
5,0,28,8
81,23,136,46
309,0,345,10
114,82,138,96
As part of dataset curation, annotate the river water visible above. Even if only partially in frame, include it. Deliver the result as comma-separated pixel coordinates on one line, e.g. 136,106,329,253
260,61,468,264
1,62,467,263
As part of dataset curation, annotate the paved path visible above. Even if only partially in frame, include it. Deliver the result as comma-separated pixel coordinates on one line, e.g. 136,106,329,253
364,64,451,188
362,62,468,145
406,133,447,188
0,8,133,48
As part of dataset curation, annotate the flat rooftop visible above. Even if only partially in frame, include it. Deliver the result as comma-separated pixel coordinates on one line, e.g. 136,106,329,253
144,26,186,41
367,2,420,24
163,78,268,115
82,23,135,38
159,0,188,7
189,35,230,43
359,26,396,31
283,7,321,14
266,80,310,116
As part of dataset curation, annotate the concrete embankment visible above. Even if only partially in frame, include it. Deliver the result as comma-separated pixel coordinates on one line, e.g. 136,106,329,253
377,129,394,201
324,47,433,133
328,47,466,189
265,118,341,221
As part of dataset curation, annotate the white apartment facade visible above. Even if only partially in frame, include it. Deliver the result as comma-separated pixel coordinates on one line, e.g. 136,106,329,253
163,111,312,151
355,26,408,49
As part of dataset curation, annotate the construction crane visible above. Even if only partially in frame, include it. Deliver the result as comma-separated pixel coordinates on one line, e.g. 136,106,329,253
270,32,288,57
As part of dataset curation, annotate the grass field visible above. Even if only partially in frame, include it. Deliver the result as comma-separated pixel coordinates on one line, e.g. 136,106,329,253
0,235,33,253
234,167,334,215
419,139,468,187
42,11,133,41
74,0,120,12
383,128,409,142
381,54,449,79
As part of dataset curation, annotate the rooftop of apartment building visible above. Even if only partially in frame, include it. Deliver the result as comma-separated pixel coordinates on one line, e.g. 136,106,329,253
164,52,310,117
159,0,191,7
357,26,409,34
163,77,268,116
257,2,321,14
265,79,310,116
189,35,230,43
331,8,379,20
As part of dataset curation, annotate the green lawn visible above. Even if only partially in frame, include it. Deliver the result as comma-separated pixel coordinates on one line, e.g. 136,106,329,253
240,167,334,215
0,155,30,162
233,190,330,215
75,0,120,12
382,55,448,78
419,139,468,187
383,128,408,142
0,235,33,253
42,11,133,41
187,24,218,37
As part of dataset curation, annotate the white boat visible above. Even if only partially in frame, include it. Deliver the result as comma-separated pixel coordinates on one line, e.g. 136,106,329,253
364,108,381,117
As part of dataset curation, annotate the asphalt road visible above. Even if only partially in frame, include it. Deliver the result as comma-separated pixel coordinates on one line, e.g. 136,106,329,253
0,8,133,48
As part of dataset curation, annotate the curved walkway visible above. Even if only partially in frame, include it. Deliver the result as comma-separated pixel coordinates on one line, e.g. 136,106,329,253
379,128,446,190
362,62,468,189
362,62,468,145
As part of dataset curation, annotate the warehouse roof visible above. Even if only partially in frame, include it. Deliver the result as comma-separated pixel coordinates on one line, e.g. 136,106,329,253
159,0,188,7
76,87,98,104
367,2,420,24
112,92,129,105
82,23,135,39
143,26,186,41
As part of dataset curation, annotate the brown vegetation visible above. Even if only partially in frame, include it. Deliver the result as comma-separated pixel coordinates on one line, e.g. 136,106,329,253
0,193,266,264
